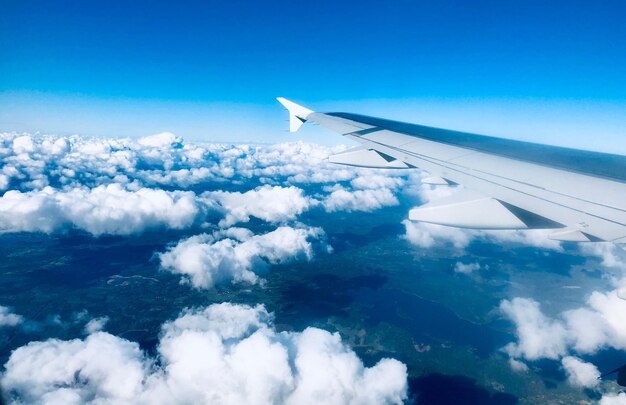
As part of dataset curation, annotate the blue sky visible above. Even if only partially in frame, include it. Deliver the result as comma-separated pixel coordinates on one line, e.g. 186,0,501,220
1,0,626,149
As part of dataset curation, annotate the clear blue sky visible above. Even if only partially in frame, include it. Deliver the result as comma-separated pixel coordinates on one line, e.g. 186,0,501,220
1,0,625,149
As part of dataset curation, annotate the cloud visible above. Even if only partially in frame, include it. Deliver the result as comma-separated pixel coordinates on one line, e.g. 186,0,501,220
454,262,481,274
0,133,355,192
84,316,110,335
137,132,183,148
2,332,148,403
0,306,23,327
2,303,408,404
205,185,313,227
402,220,473,250
600,393,626,404
508,358,528,373
482,229,562,251
0,184,204,235
502,285,626,362
500,298,568,360
323,187,399,213
159,226,328,289
579,243,626,270
561,356,600,388
349,174,405,190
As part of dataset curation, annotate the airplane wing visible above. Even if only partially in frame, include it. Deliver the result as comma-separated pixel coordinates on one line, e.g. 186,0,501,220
277,97,626,243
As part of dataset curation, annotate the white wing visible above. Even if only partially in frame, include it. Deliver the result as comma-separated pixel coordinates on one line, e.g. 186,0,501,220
277,97,626,243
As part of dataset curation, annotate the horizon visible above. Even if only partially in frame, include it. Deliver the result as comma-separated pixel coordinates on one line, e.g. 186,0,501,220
1,0,625,151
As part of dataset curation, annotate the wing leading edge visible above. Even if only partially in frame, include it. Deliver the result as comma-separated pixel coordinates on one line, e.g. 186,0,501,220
277,98,626,243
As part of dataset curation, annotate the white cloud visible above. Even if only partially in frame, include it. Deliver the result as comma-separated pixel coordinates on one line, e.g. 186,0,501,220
0,184,203,235
601,392,626,405
500,298,568,360
205,185,313,227
0,133,355,192
349,174,405,190
12,135,35,154
323,187,399,213
483,229,562,251
137,132,182,148
454,262,481,274
2,332,148,403
0,306,23,327
84,316,110,335
579,243,626,270
561,356,600,388
502,286,626,363
508,358,528,373
402,220,473,250
2,303,408,405
159,226,328,289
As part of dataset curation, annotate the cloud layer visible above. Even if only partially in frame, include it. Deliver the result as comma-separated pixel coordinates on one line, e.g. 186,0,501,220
2,303,408,404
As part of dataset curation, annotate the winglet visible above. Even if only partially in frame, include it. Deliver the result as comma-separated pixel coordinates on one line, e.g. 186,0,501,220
276,97,314,132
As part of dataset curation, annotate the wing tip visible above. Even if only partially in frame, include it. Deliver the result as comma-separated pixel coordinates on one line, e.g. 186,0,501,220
276,97,314,132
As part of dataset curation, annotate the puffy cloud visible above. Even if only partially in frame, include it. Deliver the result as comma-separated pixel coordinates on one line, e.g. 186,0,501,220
402,220,563,252
508,358,528,373
454,262,481,275
563,288,626,353
403,220,473,250
482,229,562,251
0,306,23,327
137,132,182,148
0,184,203,235
159,226,328,289
349,174,405,190
12,135,35,154
500,298,568,360
2,332,148,403
2,303,408,405
502,286,626,363
579,243,626,270
323,187,399,213
205,185,313,227
601,393,626,404
0,133,355,192
84,316,110,335
561,356,600,388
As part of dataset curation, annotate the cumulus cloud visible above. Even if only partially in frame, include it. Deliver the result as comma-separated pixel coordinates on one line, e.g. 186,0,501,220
0,132,359,192
205,185,313,227
0,184,203,235
402,219,563,252
402,220,473,250
0,306,23,327
84,316,110,335
349,174,405,191
579,243,626,270
601,392,626,404
454,262,481,274
508,358,528,373
483,229,562,251
561,356,600,388
137,132,183,148
502,286,626,366
159,226,328,289
0,133,414,236
323,187,399,213
2,303,408,405
500,298,568,360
